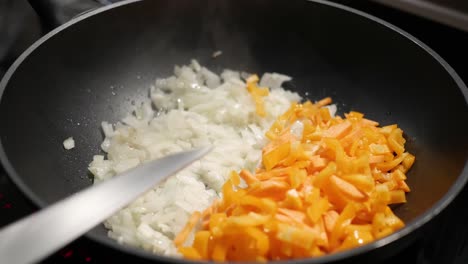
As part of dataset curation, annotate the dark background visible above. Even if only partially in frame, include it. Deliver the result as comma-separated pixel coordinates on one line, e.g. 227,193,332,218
0,0,467,263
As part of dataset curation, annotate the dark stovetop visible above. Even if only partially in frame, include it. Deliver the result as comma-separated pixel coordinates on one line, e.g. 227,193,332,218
1,0,468,263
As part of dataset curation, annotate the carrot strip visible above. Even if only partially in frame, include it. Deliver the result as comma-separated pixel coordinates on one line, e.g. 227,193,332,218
192,231,211,259
323,120,352,139
329,175,366,201
323,210,339,233
178,247,202,260
317,97,332,107
239,169,259,184
277,208,307,224
369,155,386,164
309,155,327,169
174,211,202,247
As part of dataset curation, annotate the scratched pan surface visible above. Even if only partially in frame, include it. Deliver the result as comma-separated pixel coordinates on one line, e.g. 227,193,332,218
0,0,467,263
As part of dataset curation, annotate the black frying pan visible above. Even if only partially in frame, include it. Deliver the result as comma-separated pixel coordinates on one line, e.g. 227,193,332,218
1,0,467,263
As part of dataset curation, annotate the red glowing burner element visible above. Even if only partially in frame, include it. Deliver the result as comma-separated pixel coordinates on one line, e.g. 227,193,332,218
62,250,73,258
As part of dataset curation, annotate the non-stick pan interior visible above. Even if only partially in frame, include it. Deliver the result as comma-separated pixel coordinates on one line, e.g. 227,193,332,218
0,0,467,262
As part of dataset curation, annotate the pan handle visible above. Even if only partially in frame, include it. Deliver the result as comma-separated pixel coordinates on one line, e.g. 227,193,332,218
28,0,109,30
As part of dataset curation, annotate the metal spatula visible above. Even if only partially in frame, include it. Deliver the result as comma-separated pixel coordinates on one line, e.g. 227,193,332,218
0,146,212,264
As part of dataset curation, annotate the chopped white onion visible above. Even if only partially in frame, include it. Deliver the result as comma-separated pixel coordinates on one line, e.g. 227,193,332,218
259,72,292,89
63,137,75,150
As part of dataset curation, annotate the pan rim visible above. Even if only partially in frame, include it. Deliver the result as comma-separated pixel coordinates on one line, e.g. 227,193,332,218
0,0,467,263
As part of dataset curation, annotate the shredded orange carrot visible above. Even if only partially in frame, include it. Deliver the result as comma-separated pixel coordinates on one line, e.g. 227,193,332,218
317,97,332,107
323,120,352,139
177,96,414,261
174,211,202,247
